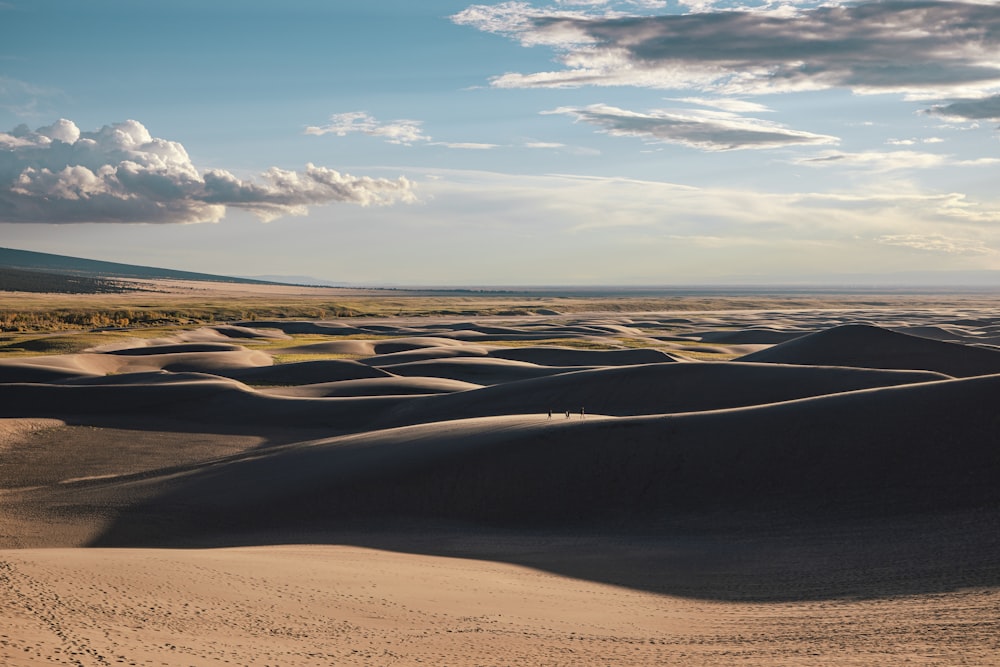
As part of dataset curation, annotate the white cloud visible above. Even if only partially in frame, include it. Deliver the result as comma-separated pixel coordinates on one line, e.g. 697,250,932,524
795,150,948,172
0,119,416,224
674,97,773,114
420,168,1000,233
875,234,996,256
304,111,430,145
453,2,1000,97
431,141,502,150
796,150,1000,172
545,103,837,150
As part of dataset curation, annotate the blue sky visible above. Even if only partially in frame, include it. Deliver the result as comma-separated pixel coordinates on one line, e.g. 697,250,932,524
2,0,1000,285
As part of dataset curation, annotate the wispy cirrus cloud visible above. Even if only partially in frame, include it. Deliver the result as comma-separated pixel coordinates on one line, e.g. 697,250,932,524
452,1,1000,97
430,141,502,150
875,234,996,256
305,111,430,145
0,76,64,117
0,119,415,224
795,149,1000,172
544,102,837,150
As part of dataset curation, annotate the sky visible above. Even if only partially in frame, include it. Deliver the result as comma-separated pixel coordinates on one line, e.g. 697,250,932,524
1,0,1000,286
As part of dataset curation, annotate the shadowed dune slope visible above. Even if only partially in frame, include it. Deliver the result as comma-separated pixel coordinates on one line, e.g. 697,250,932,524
738,324,1000,377
0,376,415,432
487,346,678,366
218,359,393,384
378,357,596,384
86,372,1000,549
361,346,493,366
0,360,99,383
373,362,947,427
233,321,373,336
210,325,293,340
105,342,250,355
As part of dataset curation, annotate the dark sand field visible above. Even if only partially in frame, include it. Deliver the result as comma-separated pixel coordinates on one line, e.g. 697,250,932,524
2,297,999,665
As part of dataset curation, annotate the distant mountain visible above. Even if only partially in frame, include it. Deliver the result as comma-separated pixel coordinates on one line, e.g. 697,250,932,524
241,274,349,287
0,246,283,293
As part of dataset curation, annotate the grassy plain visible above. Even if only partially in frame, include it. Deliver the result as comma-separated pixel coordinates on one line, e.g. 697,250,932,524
4,281,1000,333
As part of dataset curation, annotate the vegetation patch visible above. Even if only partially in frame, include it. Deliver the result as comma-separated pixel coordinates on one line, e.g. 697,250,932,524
671,349,743,361
270,353,366,364
0,331,143,357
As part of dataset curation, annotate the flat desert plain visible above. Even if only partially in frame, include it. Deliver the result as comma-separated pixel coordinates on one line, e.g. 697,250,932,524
2,298,1000,665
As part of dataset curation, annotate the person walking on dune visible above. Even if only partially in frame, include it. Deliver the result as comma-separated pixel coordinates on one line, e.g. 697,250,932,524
580,406,585,419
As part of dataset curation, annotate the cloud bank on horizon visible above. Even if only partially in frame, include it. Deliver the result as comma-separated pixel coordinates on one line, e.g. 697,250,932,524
0,119,415,224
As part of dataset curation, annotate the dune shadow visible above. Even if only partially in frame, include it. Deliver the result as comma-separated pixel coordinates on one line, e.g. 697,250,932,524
84,373,1000,601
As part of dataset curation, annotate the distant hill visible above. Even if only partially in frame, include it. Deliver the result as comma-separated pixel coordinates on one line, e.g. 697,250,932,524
0,247,282,293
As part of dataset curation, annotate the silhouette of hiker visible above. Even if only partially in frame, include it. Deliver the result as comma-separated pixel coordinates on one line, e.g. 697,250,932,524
580,406,585,419
547,408,552,419
565,410,570,419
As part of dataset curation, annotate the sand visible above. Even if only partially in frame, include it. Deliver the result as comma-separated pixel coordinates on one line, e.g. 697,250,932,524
2,303,1000,665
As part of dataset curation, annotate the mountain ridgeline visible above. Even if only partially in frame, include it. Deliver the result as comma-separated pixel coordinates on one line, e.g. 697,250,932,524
0,246,279,293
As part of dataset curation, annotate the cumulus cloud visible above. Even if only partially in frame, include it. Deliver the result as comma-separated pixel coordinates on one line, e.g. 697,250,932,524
0,119,415,224
453,1,1000,96
304,111,430,145
545,103,837,150
924,94,1000,121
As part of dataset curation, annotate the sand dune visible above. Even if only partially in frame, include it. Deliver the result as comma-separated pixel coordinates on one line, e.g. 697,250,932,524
361,345,494,366
0,353,134,378
0,417,64,452
375,361,947,427
67,372,999,552
0,360,100,383
691,328,811,344
220,358,393,384
3,308,1000,666
209,324,293,340
0,377,423,435
377,356,596,384
114,349,273,373
105,342,250,355
274,339,378,355
739,323,1000,376
261,376,481,398
488,345,678,366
